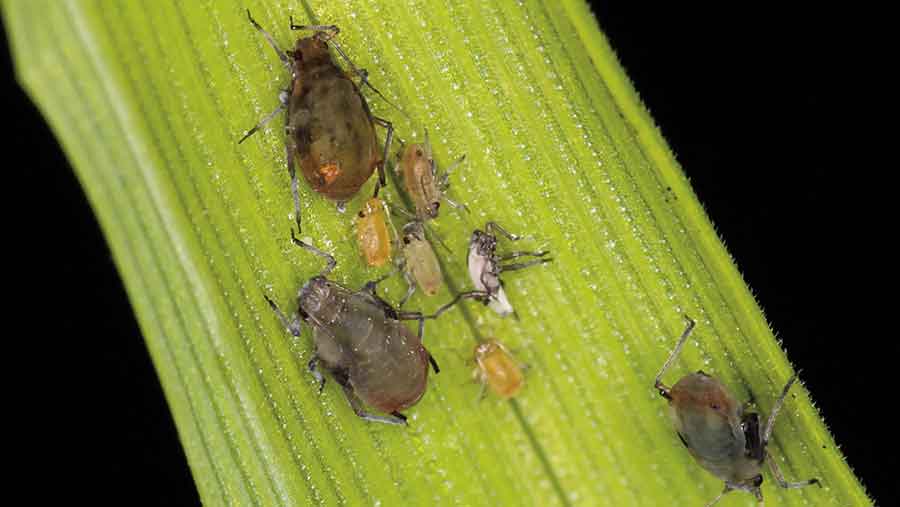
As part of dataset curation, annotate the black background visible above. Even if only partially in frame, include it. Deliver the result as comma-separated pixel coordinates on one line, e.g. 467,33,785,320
4,2,888,505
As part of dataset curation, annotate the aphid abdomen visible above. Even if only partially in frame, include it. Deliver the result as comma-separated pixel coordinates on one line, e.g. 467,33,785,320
350,321,429,412
670,373,749,480
293,66,379,200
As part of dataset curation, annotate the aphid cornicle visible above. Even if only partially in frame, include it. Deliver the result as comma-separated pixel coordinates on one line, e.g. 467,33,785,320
655,316,821,506
356,197,393,267
241,11,394,231
397,133,466,221
473,339,524,400
397,220,443,307
468,222,551,317
265,231,482,425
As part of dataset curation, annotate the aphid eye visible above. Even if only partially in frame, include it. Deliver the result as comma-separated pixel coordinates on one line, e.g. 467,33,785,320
403,237,412,245
415,148,424,157
358,211,366,218
433,202,440,211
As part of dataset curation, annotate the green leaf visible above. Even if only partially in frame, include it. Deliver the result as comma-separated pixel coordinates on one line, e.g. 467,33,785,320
3,0,870,505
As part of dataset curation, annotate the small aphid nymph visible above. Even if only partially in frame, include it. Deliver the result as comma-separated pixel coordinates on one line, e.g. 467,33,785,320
356,197,393,267
397,132,467,221
241,11,394,231
473,339,524,399
397,220,443,306
655,316,821,506
468,222,551,317
266,231,483,425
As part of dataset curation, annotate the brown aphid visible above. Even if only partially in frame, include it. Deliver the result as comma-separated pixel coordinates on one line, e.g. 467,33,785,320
473,339,524,399
265,231,483,425
240,11,393,231
397,133,466,221
356,197,393,267
396,220,443,306
655,317,821,506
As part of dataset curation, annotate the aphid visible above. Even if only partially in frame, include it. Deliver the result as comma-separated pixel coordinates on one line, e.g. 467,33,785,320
397,220,443,306
655,316,821,506
241,11,393,231
468,222,551,317
356,197,393,267
397,132,466,221
265,231,481,425
473,339,524,399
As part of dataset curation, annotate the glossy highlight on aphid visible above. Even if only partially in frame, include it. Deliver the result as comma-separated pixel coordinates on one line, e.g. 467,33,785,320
397,133,466,221
356,197,393,267
655,316,821,506
468,222,551,317
397,220,442,306
473,339,524,400
240,11,394,232
265,231,480,425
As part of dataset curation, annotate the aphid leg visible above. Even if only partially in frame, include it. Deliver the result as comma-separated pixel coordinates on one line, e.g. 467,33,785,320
289,230,337,277
767,454,821,490
654,316,697,399
394,310,427,343
389,204,416,219
499,257,553,272
263,294,302,337
498,250,551,262
442,196,469,214
246,10,291,66
307,355,326,393
238,90,288,144
398,269,417,308
703,485,733,507
339,383,408,426
427,290,491,319
284,133,303,232
372,116,395,193
438,154,467,189
486,221,521,241
762,372,799,444
424,223,453,254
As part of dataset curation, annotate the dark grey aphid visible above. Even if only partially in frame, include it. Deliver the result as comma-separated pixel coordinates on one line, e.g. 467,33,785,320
266,231,480,425
468,222,551,317
655,317,821,506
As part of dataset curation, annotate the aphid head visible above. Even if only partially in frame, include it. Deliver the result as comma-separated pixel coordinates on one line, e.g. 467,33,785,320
470,229,497,258
293,36,331,66
298,276,334,318
402,221,426,243
358,197,382,219
474,341,498,363
425,201,440,219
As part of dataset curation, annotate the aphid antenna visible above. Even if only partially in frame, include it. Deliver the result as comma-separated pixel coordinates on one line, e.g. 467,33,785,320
654,315,697,399
246,10,292,67
289,229,337,278
291,17,413,123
